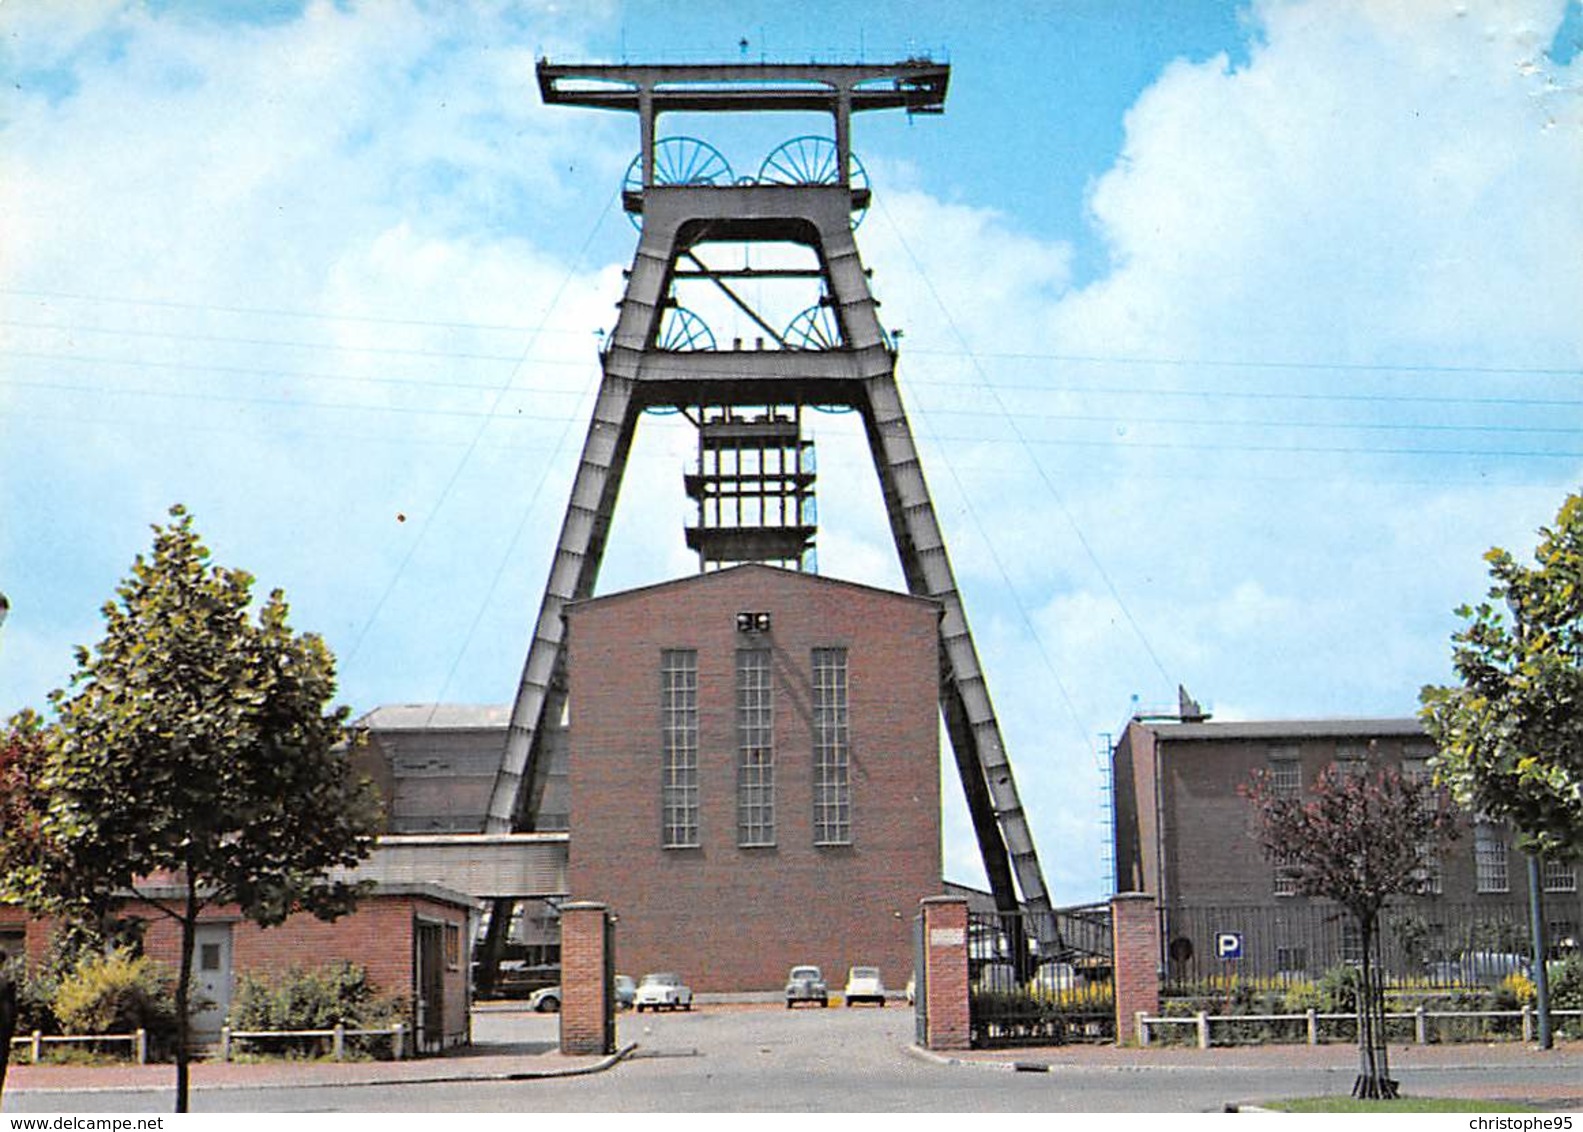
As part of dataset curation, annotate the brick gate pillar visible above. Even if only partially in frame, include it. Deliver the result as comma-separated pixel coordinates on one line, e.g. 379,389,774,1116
1111,892,1159,1046
559,901,613,1056
919,895,970,1051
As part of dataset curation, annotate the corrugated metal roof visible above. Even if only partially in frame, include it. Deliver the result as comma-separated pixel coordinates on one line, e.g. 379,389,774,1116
354,704,512,731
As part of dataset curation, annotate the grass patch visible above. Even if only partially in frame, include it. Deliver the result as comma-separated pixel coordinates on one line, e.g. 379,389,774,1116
1268,1097,1544,1113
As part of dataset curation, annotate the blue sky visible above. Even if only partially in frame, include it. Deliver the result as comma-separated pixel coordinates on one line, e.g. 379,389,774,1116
2,0,1580,905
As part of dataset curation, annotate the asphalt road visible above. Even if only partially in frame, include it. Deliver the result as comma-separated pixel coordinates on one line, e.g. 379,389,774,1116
6,1006,1581,1112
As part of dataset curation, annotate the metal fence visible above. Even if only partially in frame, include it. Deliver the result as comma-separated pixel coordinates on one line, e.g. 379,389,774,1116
1160,900,1557,993
966,908,1115,1047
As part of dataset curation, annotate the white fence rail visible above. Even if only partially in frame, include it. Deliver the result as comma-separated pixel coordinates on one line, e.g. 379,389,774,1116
6,1030,148,1064
7,1022,407,1064
1137,1006,1583,1049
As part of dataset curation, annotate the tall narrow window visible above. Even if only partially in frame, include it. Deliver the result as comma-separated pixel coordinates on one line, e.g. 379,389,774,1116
1268,751,1301,799
1474,820,1509,893
661,649,699,848
1542,857,1578,894
737,649,775,846
813,647,850,845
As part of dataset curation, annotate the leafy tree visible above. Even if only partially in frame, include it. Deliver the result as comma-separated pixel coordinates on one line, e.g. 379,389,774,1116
0,507,378,1111
1243,762,1456,1099
1420,492,1583,1050
0,712,49,893
1419,492,1583,859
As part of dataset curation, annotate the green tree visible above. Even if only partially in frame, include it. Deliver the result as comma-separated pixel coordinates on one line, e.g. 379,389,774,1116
1243,761,1456,1099
0,507,377,1111
1420,492,1583,1050
1419,492,1583,859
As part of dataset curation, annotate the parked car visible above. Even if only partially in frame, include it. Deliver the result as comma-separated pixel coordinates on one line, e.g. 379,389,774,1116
475,959,558,1000
843,965,886,1006
634,971,693,1012
529,973,637,1012
785,965,829,1008
973,961,1017,993
1031,962,1080,993
1428,951,1530,986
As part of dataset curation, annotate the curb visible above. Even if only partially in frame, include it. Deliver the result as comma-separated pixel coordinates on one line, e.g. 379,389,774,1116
2,1042,639,1097
903,1043,1033,1072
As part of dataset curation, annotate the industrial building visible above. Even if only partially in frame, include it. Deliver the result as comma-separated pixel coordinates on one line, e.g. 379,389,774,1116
1111,713,1581,982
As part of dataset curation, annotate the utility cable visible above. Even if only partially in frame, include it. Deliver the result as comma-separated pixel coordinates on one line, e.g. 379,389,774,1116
875,197,1177,701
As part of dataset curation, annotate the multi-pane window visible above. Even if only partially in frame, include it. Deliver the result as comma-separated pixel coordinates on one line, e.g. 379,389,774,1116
1273,852,1301,896
1475,821,1509,893
1413,843,1444,895
1340,920,1364,965
1543,857,1578,894
737,649,775,847
812,647,851,845
1268,753,1301,799
661,649,699,848
1335,744,1369,779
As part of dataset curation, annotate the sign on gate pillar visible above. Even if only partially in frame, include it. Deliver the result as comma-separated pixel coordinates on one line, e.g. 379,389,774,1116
919,896,970,1051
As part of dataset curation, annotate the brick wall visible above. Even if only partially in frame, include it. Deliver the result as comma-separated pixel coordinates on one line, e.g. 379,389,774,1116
567,565,942,993
559,902,611,1056
1111,892,1159,1045
7,890,472,1049
920,896,969,1051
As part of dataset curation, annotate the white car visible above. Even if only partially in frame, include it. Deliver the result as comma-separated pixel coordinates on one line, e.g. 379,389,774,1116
633,971,693,1012
527,985,562,1012
843,965,886,1007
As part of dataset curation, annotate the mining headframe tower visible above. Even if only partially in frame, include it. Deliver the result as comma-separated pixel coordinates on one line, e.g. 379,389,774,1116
489,56,1057,945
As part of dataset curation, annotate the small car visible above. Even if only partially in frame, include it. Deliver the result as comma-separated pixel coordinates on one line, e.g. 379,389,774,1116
785,965,829,1008
1031,961,1080,993
530,974,637,1012
974,962,1017,993
843,965,886,1007
633,971,693,1012
1429,951,1530,986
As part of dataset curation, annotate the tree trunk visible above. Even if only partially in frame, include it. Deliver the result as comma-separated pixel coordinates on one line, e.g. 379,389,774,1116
1351,915,1398,1100
173,880,200,1113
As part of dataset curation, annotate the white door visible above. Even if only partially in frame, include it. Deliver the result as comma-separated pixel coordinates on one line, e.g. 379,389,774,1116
190,923,233,1038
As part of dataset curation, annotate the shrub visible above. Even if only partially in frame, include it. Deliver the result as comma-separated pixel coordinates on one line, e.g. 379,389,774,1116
1496,972,1535,1008
1548,953,1583,1012
228,962,404,1058
1313,964,1362,1014
51,949,178,1048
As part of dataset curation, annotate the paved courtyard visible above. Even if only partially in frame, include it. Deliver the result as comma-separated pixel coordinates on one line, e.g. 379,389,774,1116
4,1004,1581,1112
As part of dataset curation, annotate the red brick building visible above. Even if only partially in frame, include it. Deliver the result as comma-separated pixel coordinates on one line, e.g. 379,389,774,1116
565,564,942,992
1112,716,1581,979
0,883,475,1052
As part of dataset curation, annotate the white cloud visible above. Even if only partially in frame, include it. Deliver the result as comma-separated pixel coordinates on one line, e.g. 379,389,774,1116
2,1,1579,910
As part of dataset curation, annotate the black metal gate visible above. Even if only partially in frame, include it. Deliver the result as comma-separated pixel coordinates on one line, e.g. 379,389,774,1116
968,905,1115,1048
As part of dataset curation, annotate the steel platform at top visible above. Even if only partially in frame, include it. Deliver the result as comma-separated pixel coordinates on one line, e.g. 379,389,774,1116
536,59,949,116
